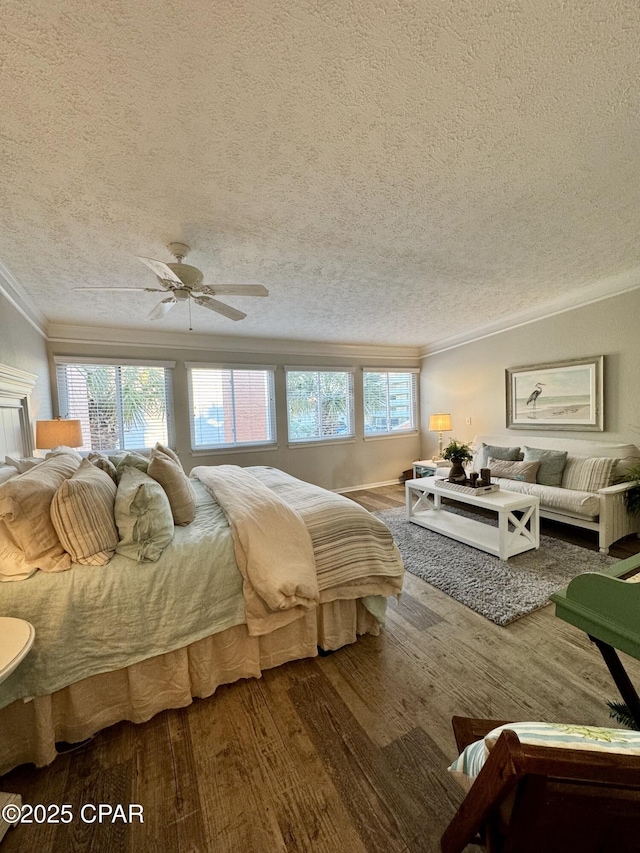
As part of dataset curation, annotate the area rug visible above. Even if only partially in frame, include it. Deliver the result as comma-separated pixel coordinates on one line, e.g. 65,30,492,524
375,506,617,626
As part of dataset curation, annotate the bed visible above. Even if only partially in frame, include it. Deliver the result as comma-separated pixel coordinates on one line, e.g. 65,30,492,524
0,365,404,775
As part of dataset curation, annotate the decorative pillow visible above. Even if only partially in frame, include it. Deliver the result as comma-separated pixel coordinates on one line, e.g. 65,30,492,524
448,721,640,792
154,442,181,465
474,443,522,471
0,453,79,570
147,447,196,525
50,460,118,566
562,456,618,493
487,457,540,483
113,451,150,482
522,446,568,487
114,467,174,562
88,452,118,483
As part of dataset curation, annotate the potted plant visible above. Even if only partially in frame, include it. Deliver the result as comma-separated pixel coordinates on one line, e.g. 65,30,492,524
622,463,640,516
443,439,473,483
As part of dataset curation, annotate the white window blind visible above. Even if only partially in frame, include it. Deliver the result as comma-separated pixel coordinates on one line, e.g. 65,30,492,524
286,369,355,442
187,365,276,450
56,361,173,452
363,370,418,435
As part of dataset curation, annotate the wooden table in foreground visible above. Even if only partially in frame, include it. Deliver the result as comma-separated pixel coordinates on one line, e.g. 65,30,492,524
551,551,640,729
0,617,36,842
405,476,540,561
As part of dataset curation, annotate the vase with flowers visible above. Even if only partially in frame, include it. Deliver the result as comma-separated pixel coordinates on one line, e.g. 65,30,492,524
442,439,473,484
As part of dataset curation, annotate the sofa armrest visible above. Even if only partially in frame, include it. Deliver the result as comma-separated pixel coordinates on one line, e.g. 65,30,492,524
598,481,636,496
597,481,640,553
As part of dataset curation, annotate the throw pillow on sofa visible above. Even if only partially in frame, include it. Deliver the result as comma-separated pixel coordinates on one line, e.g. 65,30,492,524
522,446,568,487
562,456,618,492
474,443,522,471
487,457,540,483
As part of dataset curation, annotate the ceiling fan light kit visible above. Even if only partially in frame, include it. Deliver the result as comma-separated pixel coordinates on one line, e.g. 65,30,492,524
74,242,268,327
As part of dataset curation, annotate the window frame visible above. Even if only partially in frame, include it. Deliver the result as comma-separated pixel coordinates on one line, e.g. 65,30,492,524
362,367,419,438
285,366,356,445
54,356,176,453
186,362,277,452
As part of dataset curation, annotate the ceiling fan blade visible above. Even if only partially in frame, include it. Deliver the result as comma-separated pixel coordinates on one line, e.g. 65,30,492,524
147,296,177,320
194,296,246,321
138,256,183,286
73,287,166,292
198,284,269,297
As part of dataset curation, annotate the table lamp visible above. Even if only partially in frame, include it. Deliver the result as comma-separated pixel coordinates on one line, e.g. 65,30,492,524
35,417,83,450
428,412,452,460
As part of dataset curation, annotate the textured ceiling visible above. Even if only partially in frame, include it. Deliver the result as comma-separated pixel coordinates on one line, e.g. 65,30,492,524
2,0,639,348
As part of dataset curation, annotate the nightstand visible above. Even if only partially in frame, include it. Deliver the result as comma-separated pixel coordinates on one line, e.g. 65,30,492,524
0,617,35,842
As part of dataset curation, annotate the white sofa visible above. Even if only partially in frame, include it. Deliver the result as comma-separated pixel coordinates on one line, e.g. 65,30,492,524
464,434,640,554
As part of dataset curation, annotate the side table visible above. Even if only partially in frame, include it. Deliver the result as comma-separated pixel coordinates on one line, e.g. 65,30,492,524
412,458,451,478
0,617,35,842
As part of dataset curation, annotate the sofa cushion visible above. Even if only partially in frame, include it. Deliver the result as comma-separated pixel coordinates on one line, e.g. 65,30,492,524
562,456,618,492
493,477,600,518
522,446,568,487
488,457,539,483
473,443,522,471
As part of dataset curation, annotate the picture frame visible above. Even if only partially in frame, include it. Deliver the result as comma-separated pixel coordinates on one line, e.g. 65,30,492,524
505,356,603,431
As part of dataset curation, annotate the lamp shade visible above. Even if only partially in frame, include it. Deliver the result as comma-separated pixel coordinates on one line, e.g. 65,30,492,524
35,418,83,449
428,413,452,432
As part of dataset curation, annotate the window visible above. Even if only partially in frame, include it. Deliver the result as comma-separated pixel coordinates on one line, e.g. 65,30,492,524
286,369,354,442
55,358,174,452
363,369,419,435
187,364,276,450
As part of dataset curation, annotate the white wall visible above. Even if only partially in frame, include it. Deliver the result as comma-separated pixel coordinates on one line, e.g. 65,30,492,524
420,288,640,457
48,340,421,491
0,292,51,423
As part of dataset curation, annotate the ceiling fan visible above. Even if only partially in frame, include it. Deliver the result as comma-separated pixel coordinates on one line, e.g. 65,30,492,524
74,242,269,323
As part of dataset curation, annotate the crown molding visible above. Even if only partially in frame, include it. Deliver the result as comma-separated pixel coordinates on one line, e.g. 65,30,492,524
0,261,47,337
419,267,640,358
46,323,421,361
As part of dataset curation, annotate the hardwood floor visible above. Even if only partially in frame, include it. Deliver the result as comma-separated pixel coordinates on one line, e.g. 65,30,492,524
2,483,639,852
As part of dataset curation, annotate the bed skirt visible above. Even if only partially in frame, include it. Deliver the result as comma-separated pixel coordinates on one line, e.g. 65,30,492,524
0,598,380,775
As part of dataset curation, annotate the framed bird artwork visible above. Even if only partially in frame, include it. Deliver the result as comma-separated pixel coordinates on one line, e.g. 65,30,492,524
505,356,604,430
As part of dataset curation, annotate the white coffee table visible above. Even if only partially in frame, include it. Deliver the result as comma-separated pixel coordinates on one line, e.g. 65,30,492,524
0,617,35,842
406,477,540,561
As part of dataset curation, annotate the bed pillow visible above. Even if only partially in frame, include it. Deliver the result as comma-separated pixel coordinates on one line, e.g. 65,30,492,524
562,456,618,493
0,521,41,581
522,446,568,487
45,445,83,461
51,460,119,566
487,457,540,483
448,721,640,792
113,451,150,482
474,443,522,471
0,466,20,484
87,452,118,483
5,455,44,473
147,446,196,525
114,467,174,562
0,453,79,570
154,442,181,465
